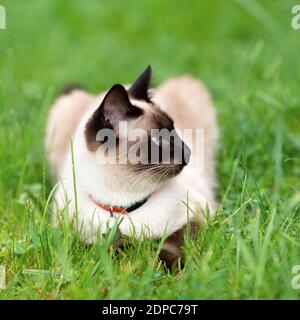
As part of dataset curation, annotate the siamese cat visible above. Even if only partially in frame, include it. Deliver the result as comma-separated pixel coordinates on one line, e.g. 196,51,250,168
45,66,218,267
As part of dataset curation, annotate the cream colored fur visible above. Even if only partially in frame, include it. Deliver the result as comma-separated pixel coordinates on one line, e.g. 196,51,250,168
45,76,218,242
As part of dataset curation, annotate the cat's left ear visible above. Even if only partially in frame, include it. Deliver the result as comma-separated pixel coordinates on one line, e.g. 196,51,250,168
128,65,152,102
85,84,142,151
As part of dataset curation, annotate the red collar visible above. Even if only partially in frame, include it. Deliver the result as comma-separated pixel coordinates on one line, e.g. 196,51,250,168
90,196,128,215
89,194,150,216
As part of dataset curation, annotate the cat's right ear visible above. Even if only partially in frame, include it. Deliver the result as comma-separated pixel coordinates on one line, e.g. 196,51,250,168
128,65,152,102
85,84,142,150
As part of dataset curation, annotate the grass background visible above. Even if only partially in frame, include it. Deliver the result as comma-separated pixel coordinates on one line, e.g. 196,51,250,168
0,0,299,299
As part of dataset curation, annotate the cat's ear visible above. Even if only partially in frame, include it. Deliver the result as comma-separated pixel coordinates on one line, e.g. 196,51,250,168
85,84,142,150
101,84,141,129
128,65,152,102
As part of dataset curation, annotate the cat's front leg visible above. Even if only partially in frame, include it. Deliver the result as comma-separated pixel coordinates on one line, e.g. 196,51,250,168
117,196,189,239
159,220,200,268
117,182,208,239
117,207,200,269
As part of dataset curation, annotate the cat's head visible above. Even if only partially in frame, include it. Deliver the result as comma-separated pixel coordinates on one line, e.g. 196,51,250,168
84,66,191,197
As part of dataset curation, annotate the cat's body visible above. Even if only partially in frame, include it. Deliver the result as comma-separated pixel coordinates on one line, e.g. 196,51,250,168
46,67,218,266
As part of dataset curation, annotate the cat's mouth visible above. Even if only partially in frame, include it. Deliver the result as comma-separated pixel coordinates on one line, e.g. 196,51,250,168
163,164,185,177
151,163,187,182
125,163,184,189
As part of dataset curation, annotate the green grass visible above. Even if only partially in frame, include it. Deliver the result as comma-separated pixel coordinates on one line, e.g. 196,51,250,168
0,0,299,299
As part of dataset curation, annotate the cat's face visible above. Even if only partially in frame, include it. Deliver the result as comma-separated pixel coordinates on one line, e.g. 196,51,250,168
85,66,191,195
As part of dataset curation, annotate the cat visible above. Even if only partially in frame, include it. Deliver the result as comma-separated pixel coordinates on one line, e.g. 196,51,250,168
45,66,218,267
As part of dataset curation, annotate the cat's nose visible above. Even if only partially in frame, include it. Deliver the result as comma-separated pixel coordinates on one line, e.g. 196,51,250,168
182,142,191,166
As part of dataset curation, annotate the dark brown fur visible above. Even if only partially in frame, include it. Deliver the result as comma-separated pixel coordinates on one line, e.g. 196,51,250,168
159,221,200,269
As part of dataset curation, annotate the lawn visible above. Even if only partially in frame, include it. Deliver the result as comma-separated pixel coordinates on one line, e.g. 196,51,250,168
0,0,299,299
